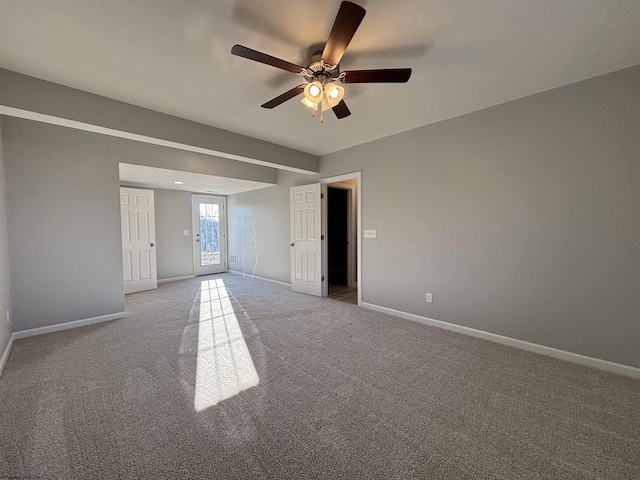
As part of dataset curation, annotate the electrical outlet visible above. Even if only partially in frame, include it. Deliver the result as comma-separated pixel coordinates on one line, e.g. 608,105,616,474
364,229,377,238
426,293,433,303
183,230,190,236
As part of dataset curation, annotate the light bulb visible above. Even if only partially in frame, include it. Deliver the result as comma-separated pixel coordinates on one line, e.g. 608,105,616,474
304,81,324,104
324,83,345,107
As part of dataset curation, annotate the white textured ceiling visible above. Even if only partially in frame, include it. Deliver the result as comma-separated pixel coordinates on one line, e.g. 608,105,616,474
1,1,639,156
119,164,273,195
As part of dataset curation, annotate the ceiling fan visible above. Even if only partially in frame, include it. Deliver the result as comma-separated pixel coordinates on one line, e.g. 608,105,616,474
231,1,412,122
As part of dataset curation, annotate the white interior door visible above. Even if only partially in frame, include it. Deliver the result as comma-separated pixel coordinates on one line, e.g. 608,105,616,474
290,184,322,296
120,187,157,294
193,195,227,276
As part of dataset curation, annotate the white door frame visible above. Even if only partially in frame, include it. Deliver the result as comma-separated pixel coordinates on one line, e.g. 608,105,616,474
192,194,227,276
320,171,362,306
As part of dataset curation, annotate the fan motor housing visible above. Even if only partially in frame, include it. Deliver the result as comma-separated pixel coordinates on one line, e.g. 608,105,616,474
304,50,340,83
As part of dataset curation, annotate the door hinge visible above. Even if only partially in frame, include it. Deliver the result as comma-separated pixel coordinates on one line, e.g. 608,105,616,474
321,234,325,240
321,193,324,199
321,276,325,281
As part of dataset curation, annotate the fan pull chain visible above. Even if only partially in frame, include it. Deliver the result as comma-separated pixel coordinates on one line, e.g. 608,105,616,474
319,100,324,123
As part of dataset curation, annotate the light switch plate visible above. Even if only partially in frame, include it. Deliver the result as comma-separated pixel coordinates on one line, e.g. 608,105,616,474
364,229,377,238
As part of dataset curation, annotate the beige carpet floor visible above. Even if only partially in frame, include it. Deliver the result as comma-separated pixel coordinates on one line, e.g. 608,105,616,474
0,273,639,479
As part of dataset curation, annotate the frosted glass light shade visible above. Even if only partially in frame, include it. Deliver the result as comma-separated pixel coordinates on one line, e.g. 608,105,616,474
304,81,324,103
301,97,317,109
324,83,344,107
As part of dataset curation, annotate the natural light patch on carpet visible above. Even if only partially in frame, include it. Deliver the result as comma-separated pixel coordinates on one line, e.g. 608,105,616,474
194,278,259,411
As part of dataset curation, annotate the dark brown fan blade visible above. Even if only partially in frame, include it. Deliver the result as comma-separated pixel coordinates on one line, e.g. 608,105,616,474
261,85,305,109
321,2,366,67
332,100,351,119
231,45,304,74
341,68,412,83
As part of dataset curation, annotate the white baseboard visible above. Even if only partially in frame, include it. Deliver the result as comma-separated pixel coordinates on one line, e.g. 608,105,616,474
0,332,16,378
158,275,194,284
13,311,126,340
361,302,640,379
228,270,291,287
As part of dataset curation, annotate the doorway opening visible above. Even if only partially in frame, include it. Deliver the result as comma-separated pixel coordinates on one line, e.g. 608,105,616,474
327,186,356,304
321,172,360,306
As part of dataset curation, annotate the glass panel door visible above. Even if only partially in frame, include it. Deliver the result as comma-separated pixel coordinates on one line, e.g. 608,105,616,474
199,202,220,266
193,195,226,275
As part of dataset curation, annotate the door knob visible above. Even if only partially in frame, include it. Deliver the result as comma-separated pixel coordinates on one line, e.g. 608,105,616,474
150,243,155,247
290,243,295,247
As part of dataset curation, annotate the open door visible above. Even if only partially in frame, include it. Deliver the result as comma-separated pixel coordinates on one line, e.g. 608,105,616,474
290,184,322,296
120,187,157,294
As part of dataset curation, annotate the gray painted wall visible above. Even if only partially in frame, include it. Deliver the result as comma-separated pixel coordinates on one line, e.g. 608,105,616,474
0,117,13,356
228,65,640,368
1,118,285,331
2,64,638,367
227,173,300,282
4,118,125,331
151,188,194,280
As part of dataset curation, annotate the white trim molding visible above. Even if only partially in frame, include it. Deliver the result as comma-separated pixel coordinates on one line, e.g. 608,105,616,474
362,302,640,379
228,270,290,287
158,275,195,284
13,311,126,340
0,333,16,377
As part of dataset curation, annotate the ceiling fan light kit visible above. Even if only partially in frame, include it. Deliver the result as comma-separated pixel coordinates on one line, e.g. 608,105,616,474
231,1,412,122
300,78,346,122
